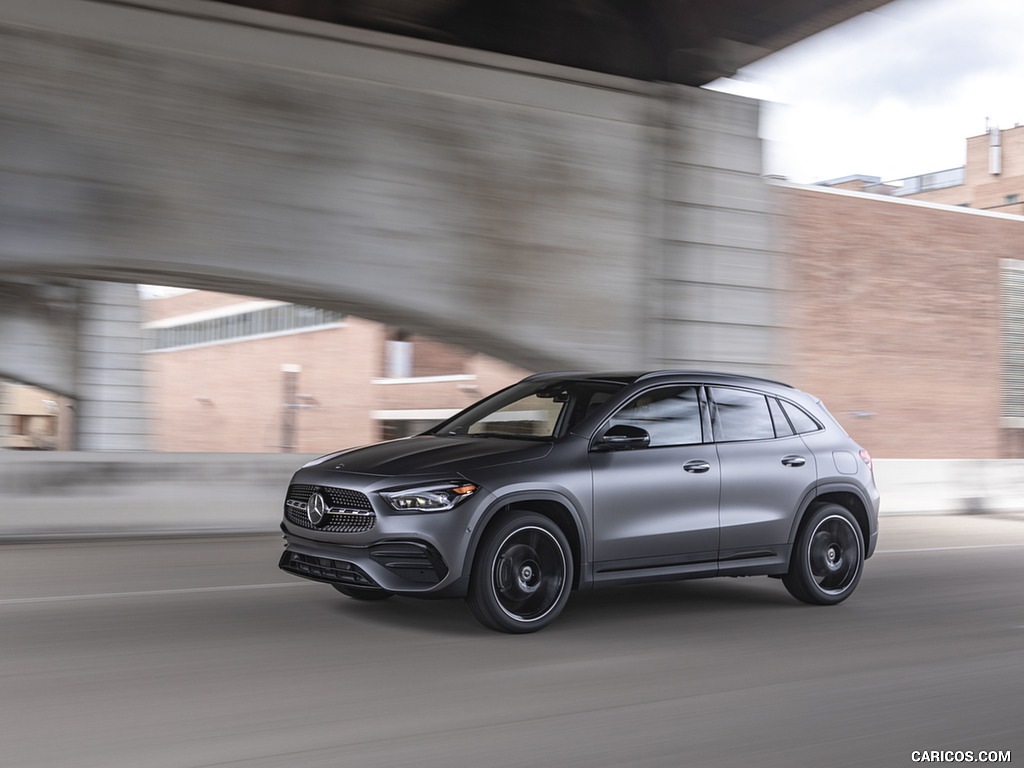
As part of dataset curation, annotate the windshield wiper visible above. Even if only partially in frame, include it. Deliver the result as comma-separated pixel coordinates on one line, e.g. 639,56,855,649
459,433,552,441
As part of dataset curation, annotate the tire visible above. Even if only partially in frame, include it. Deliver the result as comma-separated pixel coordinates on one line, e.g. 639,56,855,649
466,513,573,633
783,503,864,605
332,584,393,601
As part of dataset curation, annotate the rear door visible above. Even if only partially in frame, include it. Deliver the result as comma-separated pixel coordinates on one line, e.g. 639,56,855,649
710,387,817,563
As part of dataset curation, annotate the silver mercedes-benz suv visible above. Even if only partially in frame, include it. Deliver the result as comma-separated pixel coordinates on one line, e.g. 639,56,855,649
279,371,879,633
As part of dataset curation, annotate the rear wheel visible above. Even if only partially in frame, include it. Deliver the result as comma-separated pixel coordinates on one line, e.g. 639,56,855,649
332,584,393,601
467,513,573,633
783,503,864,605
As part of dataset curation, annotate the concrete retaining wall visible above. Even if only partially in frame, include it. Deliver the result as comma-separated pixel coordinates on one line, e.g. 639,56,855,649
1,454,1022,539
0,452,310,538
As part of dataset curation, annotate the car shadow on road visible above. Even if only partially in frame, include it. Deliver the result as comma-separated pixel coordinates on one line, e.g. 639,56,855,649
327,576,799,637
560,578,797,626
327,593,485,637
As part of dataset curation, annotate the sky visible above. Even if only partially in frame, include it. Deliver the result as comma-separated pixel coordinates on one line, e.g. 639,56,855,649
706,0,1024,184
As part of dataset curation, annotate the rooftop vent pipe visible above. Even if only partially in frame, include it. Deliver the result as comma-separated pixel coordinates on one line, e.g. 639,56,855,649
990,125,1002,175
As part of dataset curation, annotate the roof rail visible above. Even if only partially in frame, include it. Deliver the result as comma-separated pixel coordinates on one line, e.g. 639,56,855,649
521,371,591,381
634,370,794,388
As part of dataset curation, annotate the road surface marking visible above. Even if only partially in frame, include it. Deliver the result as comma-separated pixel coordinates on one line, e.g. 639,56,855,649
5,544,1024,604
877,543,1024,554
0,582,311,605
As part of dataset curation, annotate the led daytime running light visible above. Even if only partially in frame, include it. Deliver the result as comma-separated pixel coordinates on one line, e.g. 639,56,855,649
382,482,478,512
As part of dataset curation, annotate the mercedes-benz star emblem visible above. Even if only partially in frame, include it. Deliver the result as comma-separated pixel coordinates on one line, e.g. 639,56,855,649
306,491,328,527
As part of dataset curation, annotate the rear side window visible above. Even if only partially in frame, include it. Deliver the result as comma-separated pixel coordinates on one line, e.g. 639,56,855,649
779,400,822,434
710,387,774,442
768,397,795,437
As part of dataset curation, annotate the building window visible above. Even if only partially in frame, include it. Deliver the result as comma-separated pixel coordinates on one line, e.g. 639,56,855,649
144,304,346,351
380,419,437,441
1001,260,1024,425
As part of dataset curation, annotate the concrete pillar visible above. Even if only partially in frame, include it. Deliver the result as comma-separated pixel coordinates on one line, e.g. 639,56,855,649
0,279,79,392
74,281,150,450
648,86,786,379
0,381,8,449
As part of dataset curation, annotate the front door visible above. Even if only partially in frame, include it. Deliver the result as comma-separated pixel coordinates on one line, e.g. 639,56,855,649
590,385,719,569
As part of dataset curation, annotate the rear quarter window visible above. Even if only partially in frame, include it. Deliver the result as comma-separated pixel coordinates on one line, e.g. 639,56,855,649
779,400,822,434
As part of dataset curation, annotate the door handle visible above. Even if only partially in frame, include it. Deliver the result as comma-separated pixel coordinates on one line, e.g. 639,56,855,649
683,460,711,474
781,455,806,467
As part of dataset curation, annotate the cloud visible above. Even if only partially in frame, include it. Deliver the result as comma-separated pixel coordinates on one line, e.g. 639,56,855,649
712,0,1024,182
771,0,1021,105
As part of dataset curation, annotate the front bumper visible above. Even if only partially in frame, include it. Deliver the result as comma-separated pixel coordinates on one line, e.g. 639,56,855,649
279,529,451,591
278,474,487,596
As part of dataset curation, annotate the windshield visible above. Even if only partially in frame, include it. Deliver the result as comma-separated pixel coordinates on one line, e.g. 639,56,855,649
430,379,628,440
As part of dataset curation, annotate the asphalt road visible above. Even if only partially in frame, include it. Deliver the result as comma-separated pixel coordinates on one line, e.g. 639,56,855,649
2,515,1022,768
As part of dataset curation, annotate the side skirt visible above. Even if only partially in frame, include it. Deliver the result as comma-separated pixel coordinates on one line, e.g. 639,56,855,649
585,546,793,588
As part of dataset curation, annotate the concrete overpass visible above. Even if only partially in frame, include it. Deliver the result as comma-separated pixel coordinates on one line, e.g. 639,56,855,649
0,0,889,448
210,0,890,87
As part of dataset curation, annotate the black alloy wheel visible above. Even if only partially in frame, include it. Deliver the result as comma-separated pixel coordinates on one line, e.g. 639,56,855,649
467,512,573,633
783,503,864,605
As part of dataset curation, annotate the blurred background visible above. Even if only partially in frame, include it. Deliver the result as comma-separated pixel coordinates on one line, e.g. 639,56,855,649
1,0,1023,535
3,3,1024,768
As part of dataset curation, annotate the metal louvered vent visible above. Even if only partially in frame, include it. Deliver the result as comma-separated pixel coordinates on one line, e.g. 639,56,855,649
1001,259,1024,422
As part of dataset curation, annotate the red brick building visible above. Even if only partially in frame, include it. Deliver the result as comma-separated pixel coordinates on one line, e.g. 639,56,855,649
143,290,527,454
777,182,1024,459
822,123,1024,215
807,122,1024,458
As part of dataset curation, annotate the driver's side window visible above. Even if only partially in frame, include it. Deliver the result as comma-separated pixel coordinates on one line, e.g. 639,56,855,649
607,386,702,447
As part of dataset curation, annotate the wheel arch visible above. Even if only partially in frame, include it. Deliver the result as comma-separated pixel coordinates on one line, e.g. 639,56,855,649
790,484,872,558
465,493,587,590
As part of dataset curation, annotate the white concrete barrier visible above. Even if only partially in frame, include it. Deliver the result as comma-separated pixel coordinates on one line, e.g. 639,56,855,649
873,459,1024,515
0,454,1021,538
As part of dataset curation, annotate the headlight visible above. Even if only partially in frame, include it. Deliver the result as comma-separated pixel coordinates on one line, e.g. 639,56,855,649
381,482,478,512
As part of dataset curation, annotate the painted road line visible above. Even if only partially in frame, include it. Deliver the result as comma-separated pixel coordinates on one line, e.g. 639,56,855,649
0,582,311,606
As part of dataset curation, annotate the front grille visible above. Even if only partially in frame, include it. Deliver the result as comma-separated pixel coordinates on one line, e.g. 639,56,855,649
287,484,372,510
284,484,376,533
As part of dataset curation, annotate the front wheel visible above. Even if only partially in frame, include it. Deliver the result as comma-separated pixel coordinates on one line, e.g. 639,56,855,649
466,513,573,633
783,503,864,605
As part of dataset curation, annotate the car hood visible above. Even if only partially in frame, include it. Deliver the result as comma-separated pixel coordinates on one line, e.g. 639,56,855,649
307,435,554,476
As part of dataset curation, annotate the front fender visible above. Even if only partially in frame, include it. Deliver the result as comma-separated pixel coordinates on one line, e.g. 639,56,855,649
459,488,591,587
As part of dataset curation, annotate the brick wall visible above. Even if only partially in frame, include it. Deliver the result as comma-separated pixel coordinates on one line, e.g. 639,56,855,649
778,185,1022,458
146,313,382,453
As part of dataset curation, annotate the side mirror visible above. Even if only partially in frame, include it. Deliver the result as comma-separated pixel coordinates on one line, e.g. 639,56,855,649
594,424,650,451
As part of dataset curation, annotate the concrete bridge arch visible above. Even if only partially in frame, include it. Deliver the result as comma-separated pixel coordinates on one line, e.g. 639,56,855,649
1,0,782,447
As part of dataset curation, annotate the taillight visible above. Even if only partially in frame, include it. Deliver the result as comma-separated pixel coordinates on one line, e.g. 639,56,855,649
859,449,873,471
